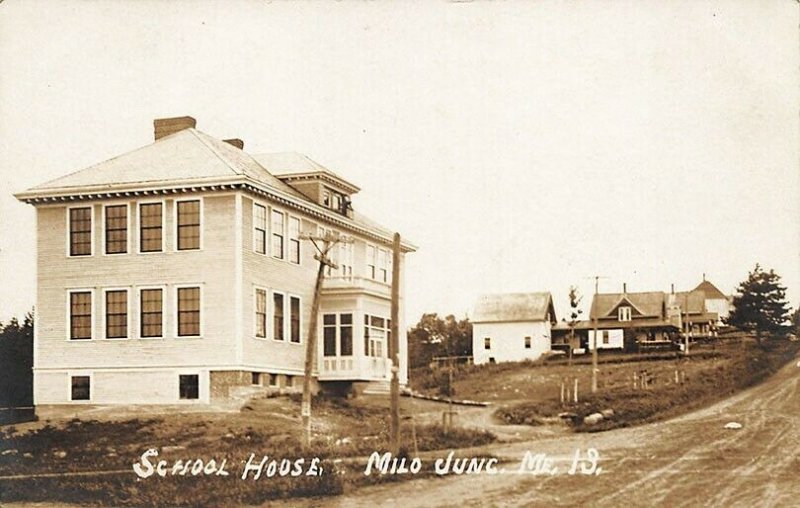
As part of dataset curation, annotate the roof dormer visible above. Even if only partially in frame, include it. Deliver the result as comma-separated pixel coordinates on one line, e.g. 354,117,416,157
251,152,360,218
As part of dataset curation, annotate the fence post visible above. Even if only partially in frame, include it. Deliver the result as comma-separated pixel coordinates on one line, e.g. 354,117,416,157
573,378,579,403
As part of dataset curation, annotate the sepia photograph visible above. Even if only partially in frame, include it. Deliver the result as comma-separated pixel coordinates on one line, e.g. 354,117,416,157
0,1,798,506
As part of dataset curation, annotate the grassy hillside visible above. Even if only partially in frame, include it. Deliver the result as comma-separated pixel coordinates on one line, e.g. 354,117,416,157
412,338,800,432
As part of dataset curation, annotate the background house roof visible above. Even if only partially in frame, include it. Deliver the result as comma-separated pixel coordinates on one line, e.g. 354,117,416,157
251,151,360,194
693,279,728,300
472,292,556,323
590,291,666,319
672,290,707,315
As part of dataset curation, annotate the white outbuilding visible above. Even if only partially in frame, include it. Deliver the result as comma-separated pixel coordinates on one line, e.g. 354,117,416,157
472,292,557,365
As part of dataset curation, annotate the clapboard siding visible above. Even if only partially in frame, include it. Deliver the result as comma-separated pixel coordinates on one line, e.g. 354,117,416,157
241,196,320,373
33,189,411,402
35,194,237,371
239,195,408,382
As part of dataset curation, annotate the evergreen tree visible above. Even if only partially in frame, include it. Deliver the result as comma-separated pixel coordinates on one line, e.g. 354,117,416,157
728,264,791,344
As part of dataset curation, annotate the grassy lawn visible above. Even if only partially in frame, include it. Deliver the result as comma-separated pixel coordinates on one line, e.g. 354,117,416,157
0,395,495,506
412,337,800,432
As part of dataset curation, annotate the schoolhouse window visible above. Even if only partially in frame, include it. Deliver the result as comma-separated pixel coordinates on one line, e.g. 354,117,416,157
524,336,531,349
273,292,285,340
176,200,201,250
272,210,285,259
177,287,201,336
289,217,301,264
253,203,267,254
69,291,92,340
484,337,491,350
69,207,92,256
104,204,127,254
140,288,163,338
105,290,128,339
254,289,267,338
139,203,163,252
290,296,301,343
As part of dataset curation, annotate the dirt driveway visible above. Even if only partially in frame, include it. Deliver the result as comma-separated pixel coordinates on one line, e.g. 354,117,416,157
282,352,800,508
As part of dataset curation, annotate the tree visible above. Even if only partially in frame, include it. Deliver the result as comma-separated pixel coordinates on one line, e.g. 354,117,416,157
566,286,583,362
0,309,35,407
728,264,791,344
407,313,472,369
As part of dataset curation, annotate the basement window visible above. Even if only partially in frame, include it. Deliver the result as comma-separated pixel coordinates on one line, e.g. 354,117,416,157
179,374,199,400
70,376,91,401
251,372,261,386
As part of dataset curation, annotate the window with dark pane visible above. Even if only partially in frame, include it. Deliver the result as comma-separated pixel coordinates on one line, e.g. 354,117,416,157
140,289,163,338
177,200,200,250
340,313,353,356
253,204,267,254
255,289,267,338
104,205,127,254
323,314,336,356
70,291,92,340
139,203,163,252
290,296,301,343
367,245,376,279
105,290,128,339
69,207,92,256
289,217,301,264
71,376,90,401
271,210,284,259
179,374,199,399
177,287,200,336
273,292,284,340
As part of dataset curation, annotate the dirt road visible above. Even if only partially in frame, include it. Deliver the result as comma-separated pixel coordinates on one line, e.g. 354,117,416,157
286,354,800,508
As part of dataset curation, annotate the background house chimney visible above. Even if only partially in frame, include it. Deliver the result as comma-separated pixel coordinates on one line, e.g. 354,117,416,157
671,283,675,294
623,282,627,293
223,138,244,149
154,116,196,140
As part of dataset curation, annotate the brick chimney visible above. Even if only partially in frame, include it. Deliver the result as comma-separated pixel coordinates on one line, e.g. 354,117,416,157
223,138,244,149
154,116,196,140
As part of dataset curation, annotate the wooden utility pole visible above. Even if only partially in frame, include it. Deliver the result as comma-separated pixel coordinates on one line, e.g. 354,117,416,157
389,233,401,454
300,231,350,450
591,276,600,393
683,292,690,356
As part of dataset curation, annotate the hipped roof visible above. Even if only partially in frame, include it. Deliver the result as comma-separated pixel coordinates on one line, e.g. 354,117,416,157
16,128,413,250
693,280,728,300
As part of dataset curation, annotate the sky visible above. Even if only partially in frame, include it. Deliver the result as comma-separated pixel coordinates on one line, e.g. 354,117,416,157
0,0,798,326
